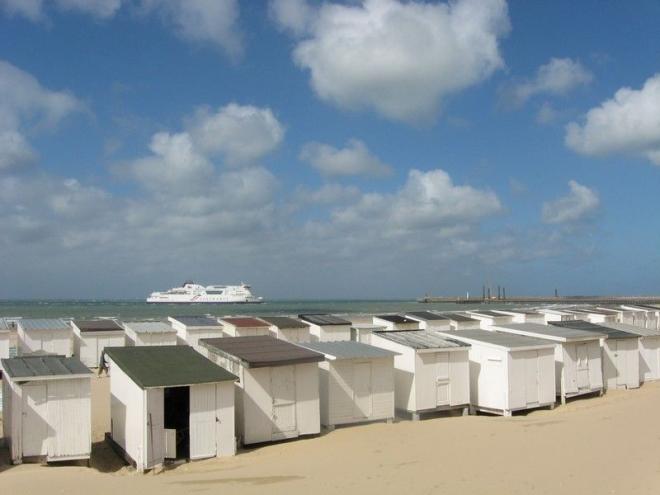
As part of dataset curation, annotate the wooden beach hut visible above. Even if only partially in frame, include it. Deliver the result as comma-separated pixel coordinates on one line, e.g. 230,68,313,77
71,319,125,368
350,324,386,344
537,309,577,323
2,355,92,464
493,309,547,325
200,336,324,445
102,346,237,472
17,318,73,357
300,341,397,428
167,316,224,353
492,323,604,404
566,308,618,324
443,313,481,330
372,314,420,331
0,318,10,359
298,314,352,342
552,320,641,390
437,330,556,416
219,317,270,337
467,310,515,329
123,321,177,347
602,322,660,383
261,316,311,343
404,311,451,330
370,330,470,419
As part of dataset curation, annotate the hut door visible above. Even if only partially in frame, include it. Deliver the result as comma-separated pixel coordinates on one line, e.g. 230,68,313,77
271,367,297,438
524,351,540,405
435,352,450,406
146,388,165,468
353,362,372,418
576,344,590,389
22,383,49,457
189,384,217,459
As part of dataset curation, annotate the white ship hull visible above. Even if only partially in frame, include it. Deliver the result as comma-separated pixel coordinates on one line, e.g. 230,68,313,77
146,282,264,304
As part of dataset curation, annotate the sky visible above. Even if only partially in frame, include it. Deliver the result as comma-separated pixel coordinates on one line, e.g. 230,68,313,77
0,0,659,300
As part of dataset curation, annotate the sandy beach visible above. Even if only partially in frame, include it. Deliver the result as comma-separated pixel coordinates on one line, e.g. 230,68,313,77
2,380,659,495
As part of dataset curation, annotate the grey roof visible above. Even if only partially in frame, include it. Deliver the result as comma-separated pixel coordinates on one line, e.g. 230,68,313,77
169,316,222,327
2,355,92,380
438,329,555,349
405,311,449,321
260,316,309,329
123,321,175,334
601,322,660,337
300,341,398,360
443,313,479,323
73,319,124,333
201,336,325,368
298,314,352,326
373,330,470,350
374,314,418,324
550,320,639,339
19,318,70,331
494,323,604,342
469,310,510,318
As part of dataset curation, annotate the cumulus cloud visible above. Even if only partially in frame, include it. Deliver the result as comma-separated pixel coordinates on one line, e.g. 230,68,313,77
270,0,314,36
0,0,122,21
565,74,660,165
295,183,361,204
0,131,37,171
300,139,392,177
503,57,593,107
139,0,243,58
277,0,509,123
542,180,599,224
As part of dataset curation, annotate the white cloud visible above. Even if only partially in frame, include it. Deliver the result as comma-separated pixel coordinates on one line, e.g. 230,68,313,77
283,0,509,123
0,0,122,21
300,139,392,177
505,58,593,107
139,0,243,58
270,0,314,36
542,180,599,224
296,183,361,204
565,74,660,165
187,104,285,166
0,131,37,171
536,101,558,125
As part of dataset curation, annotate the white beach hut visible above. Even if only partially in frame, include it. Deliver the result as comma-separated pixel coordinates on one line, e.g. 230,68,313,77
404,311,451,330
370,330,471,419
568,308,619,324
167,316,224,352
261,316,311,343
2,355,92,464
298,314,352,342
437,330,556,416
467,310,515,329
219,317,271,337
350,324,386,344
372,314,420,331
0,318,10,359
102,346,237,472
552,321,640,390
537,309,577,324
602,322,660,383
71,319,125,368
300,341,397,428
493,309,547,325
201,336,324,445
123,321,177,346
17,318,73,357
620,305,655,329
443,313,481,330
492,323,604,404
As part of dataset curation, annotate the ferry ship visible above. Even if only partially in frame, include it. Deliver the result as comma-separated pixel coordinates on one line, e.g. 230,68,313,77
146,281,263,304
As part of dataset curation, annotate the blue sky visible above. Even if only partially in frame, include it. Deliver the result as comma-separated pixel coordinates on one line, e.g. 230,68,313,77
0,0,659,300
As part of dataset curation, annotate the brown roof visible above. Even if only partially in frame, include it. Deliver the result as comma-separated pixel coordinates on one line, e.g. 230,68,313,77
200,336,325,368
73,319,124,333
220,317,269,328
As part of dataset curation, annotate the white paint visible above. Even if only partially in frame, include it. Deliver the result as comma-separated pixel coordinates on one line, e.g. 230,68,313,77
308,323,352,342
17,323,72,356
601,337,640,390
269,325,311,343
168,318,223,353
72,325,125,368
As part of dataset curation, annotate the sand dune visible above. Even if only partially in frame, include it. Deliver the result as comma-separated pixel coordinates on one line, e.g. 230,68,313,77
3,381,660,494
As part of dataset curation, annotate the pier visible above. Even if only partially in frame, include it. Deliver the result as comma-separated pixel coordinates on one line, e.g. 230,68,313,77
417,295,660,305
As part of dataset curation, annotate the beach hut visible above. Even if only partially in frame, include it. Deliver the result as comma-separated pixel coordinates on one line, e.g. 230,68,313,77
71,319,125,368
404,311,451,330
300,341,397,428
372,315,420,331
537,309,577,323
200,336,324,445
102,346,237,472
2,355,92,464
443,313,481,330
370,330,470,419
219,317,270,337
298,314,352,342
493,309,547,325
602,322,660,383
123,321,177,347
167,316,224,352
492,323,604,404
261,316,311,343
17,318,73,357
567,308,619,324
552,321,640,390
467,310,515,329
0,318,10,359
437,330,556,416
351,324,387,344
620,305,655,329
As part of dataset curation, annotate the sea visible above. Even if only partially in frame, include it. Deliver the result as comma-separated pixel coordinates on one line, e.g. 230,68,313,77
0,299,532,320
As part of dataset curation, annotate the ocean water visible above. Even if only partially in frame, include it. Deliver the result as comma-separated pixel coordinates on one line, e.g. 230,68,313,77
0,299,526,320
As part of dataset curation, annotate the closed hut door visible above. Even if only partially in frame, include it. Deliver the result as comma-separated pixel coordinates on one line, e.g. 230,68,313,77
22,383,49,457
352,362,373,418
524,351,540,405
189,384,217,459
146,389,165,467
576,343,590,389
271,367,297,437
435,352,450,406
